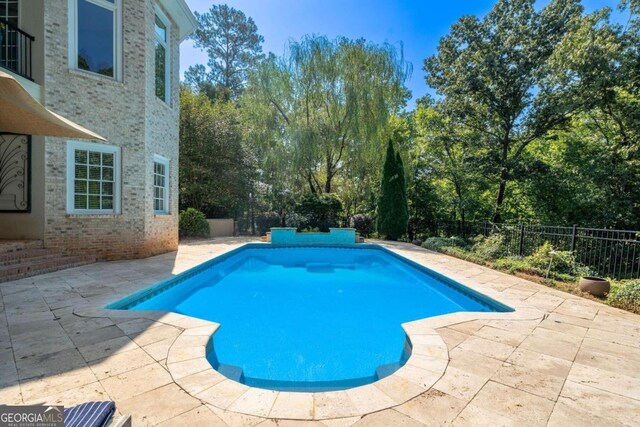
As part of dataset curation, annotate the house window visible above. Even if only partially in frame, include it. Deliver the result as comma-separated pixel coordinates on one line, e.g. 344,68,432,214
153,155,169,213
154,9,170,102
69,0,121,79
66,141,121,214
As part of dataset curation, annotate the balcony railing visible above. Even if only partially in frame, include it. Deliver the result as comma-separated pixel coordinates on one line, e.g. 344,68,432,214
0,18,34,81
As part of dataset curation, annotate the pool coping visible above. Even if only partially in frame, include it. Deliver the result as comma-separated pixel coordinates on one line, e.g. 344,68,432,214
73,243,547,420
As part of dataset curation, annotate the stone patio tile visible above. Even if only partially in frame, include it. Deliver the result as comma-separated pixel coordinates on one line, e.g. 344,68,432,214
345,385,396,414
20,367,98,402
546,401,623,427
12,331,76,360
455,336,516,361
100,363,172,401
313,391,360,419
581,337,640,363
130,324,182,347
467,381,555,427
166,344,206,364
433,366,487,401
259,420,324,427
574,344,640,376
567,362,640,400
452,403,514,426
524,292,566,311
505,348,572,377
537,317,588,337
473,325,527,347
269,391,313,419
554,299,599,320
77,336,139,362
7,319,61,337
196,379,250,410
558,380,640,426
117,383,201,426
60,316,114,333
23,381,109,406
373,374,426,404
207,404,264,427
585,327,640,349
0,383,22,404
545,312,594,328
447,347,503,378
228,387,278,418
396,389,466,425
0,356,18,388
435,327,469,350
142,337,176,361
16,348,87,381
114,318,162,335
70,325,126,347
491,361,566,401
518,327,582,361
89,347,156,380
321,416,361,427
592,311,640,334
394,363,443,388
447,320,486,335
175,368,226,396
156,405,227,427
167,357,212,380
352,409,424,426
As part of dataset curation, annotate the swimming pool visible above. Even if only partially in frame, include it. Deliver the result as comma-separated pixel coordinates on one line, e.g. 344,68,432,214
109,244,511,392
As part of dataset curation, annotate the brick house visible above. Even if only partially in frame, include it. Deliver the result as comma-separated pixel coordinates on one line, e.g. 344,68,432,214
0,0,196,270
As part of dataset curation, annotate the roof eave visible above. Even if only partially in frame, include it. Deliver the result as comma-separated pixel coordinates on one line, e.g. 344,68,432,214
157,0,198,42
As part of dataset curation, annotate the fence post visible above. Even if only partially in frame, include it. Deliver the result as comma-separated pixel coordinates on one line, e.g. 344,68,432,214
483,220,488,236
518,223,525,256
571,224,578,252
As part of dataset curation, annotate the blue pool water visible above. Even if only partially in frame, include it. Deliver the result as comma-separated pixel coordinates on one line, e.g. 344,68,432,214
114,245,509,391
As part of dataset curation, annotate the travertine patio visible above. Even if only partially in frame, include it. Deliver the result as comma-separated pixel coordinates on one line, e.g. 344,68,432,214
1,237,639,426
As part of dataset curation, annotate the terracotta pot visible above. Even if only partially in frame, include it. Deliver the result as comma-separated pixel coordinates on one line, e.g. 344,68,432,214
579,276,610,297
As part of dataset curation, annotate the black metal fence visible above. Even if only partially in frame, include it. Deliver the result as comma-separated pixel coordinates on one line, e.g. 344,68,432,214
0,18,34,81
477,222,640,280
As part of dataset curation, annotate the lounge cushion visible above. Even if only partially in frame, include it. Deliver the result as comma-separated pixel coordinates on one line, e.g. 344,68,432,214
64,401,115,427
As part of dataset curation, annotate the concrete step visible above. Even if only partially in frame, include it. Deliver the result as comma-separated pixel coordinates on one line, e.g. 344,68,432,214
0,249,58,265
0,254,96,283
0,240,44,254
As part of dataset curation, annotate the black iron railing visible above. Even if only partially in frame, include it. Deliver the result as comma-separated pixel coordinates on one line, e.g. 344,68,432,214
0,18,34,81
478,222,640,280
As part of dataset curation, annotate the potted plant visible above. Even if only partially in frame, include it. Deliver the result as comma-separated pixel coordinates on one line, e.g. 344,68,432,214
579,276,611,297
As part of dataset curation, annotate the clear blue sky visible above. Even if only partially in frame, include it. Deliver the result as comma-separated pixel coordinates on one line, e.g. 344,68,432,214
181,0,624,108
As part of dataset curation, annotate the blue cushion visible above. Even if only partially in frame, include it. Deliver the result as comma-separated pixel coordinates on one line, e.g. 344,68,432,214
64,401,115,427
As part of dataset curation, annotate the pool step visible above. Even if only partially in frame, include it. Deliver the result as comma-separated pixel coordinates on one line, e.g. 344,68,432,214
0,249,96,283
217,363,244,383
376,362,404,380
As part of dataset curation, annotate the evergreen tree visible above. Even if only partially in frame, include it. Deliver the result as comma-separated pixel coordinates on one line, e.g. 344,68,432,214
395,151,409,234
377,141,408,240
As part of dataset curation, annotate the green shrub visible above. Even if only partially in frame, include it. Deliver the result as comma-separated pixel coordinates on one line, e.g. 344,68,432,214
471,234,507,260
256,212,281,235
524,242,576,274
493,257,575,282
607,280,640,313
422,236,466,251
295,193,343,231
441,246,489,264
179,208,210,237
350,214,374,237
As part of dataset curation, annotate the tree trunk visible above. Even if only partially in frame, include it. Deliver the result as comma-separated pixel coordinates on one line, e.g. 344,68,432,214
493,167,508,223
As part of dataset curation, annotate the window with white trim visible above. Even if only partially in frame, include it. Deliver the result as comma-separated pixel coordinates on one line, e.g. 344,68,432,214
69,0,122,79
154,8,170,102
153,155,169,213
66,141,121,214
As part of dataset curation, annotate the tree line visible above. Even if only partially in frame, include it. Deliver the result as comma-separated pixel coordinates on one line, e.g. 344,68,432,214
179,0,639,239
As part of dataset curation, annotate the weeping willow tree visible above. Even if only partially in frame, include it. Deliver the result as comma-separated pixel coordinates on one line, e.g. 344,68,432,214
242,36,410,196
